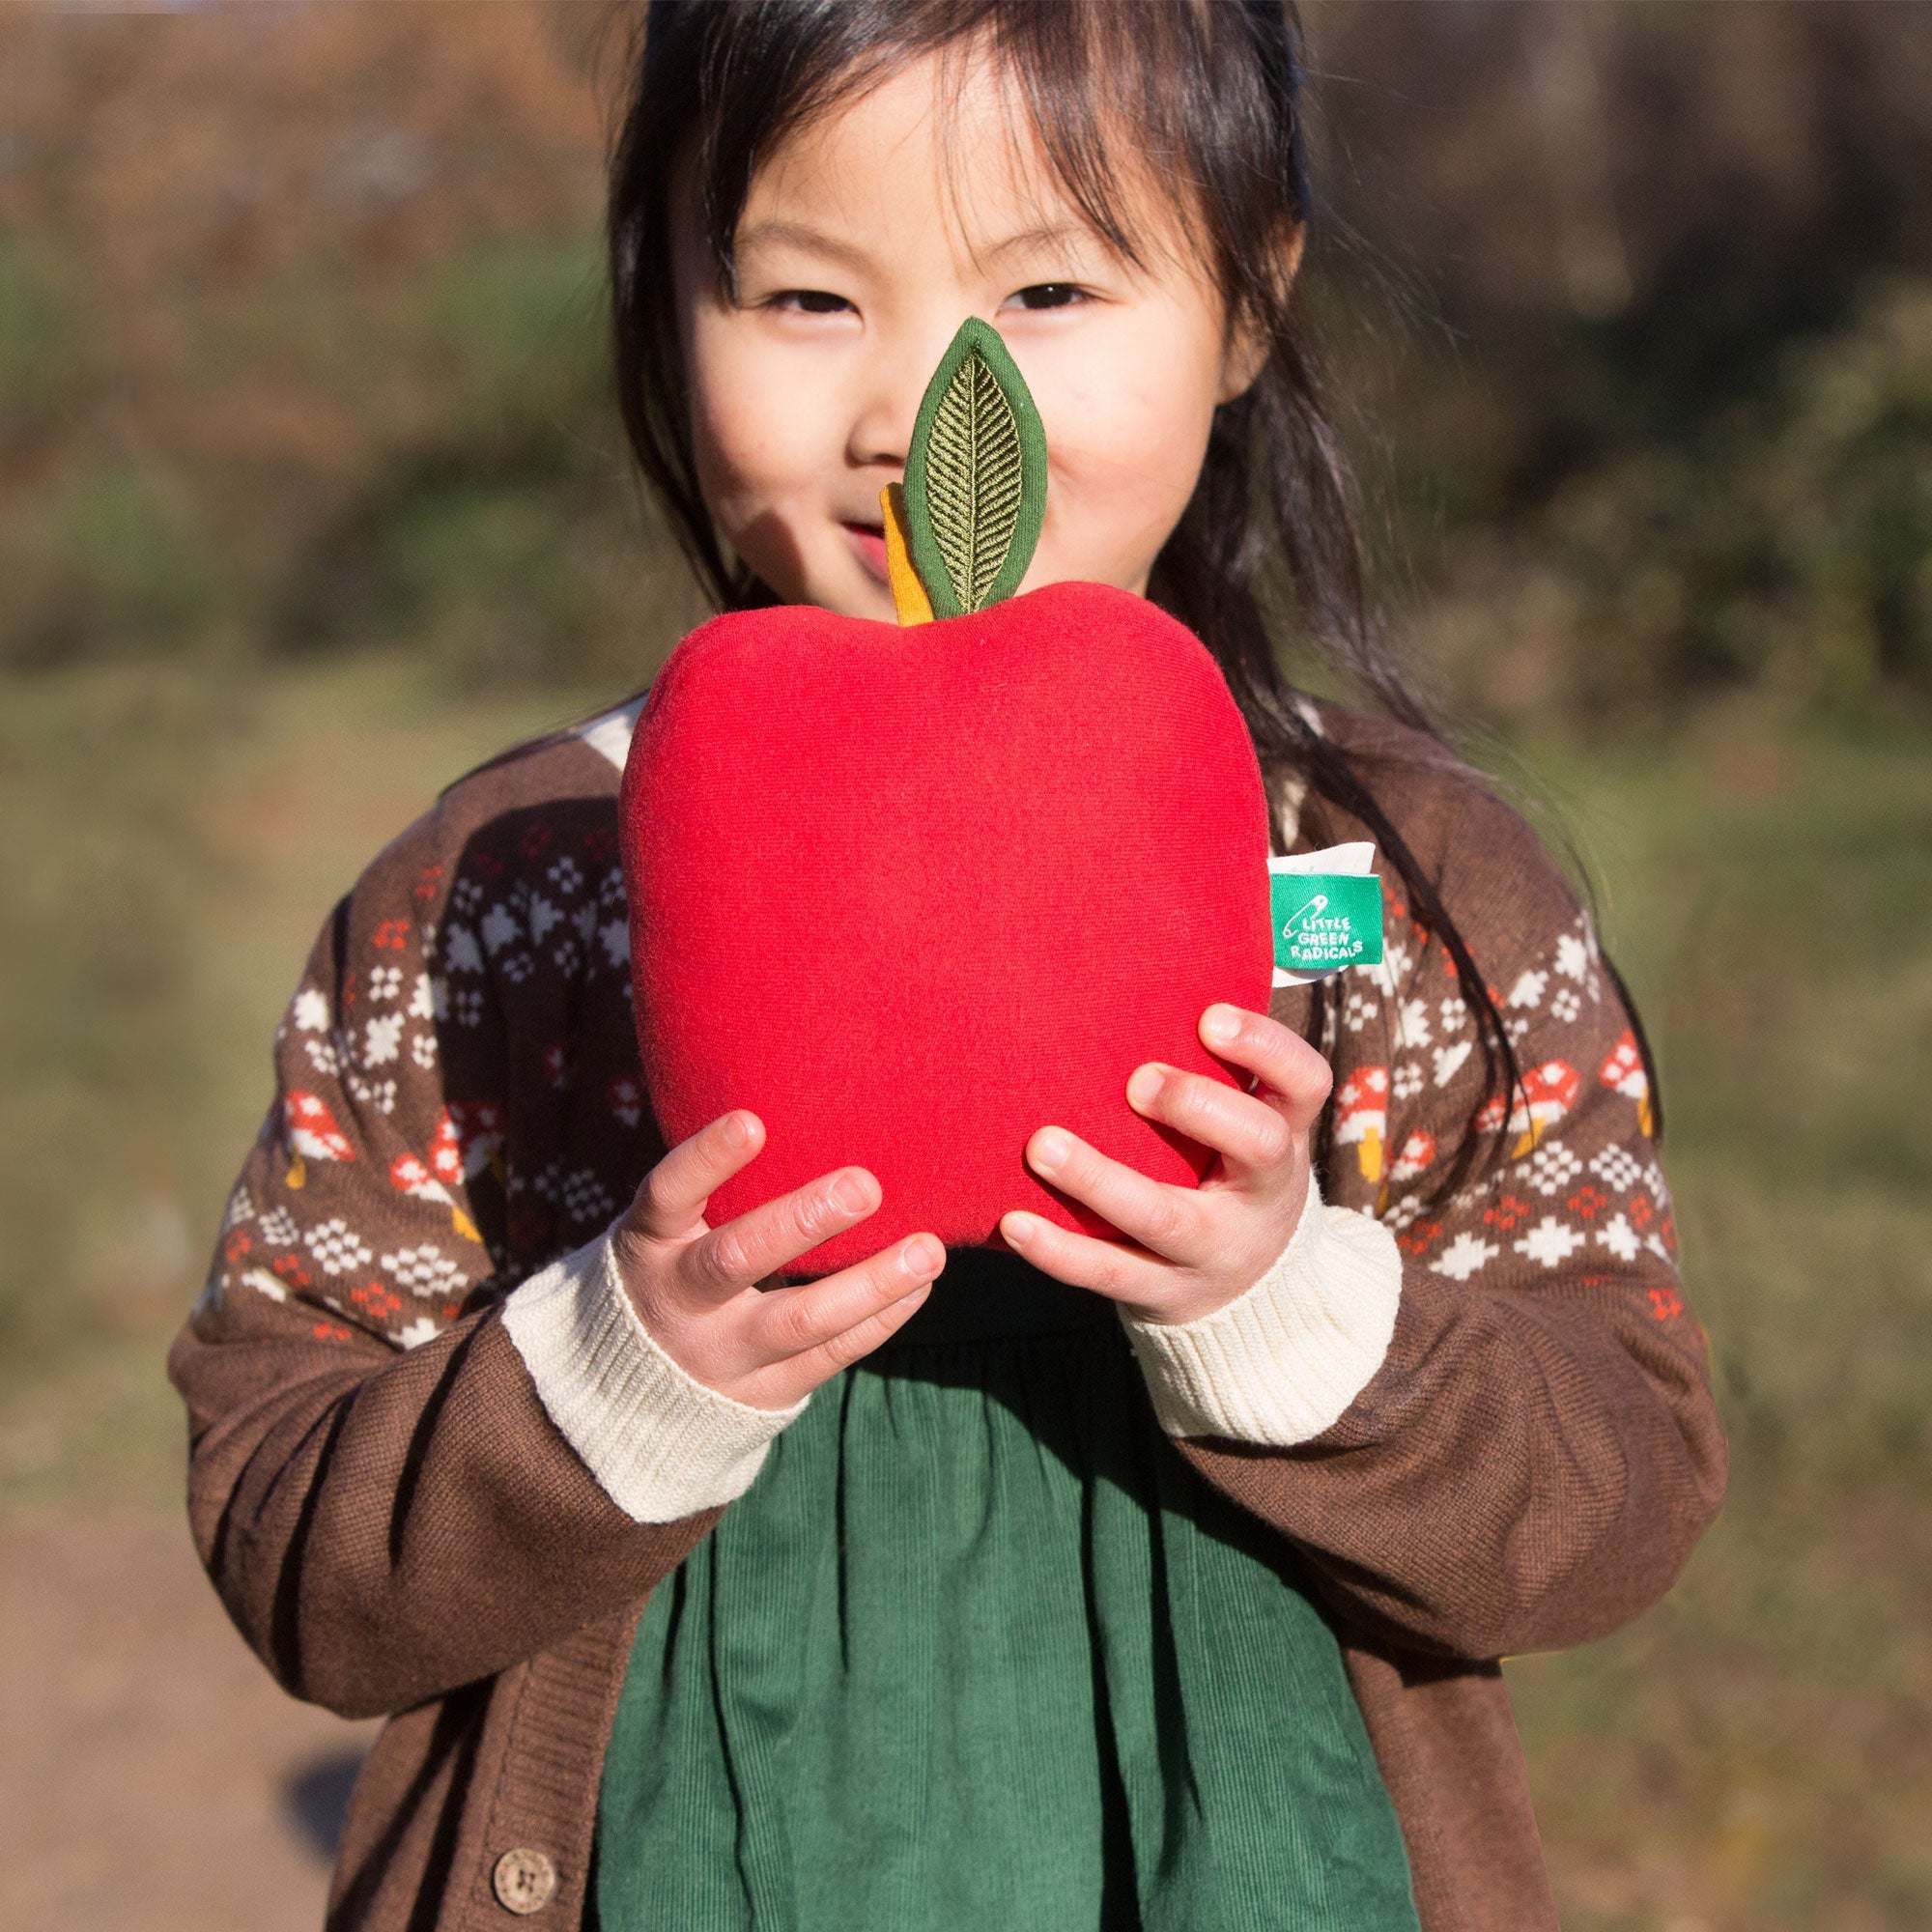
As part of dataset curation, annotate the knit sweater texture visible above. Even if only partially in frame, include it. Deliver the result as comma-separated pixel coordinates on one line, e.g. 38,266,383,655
167,696,1726,1931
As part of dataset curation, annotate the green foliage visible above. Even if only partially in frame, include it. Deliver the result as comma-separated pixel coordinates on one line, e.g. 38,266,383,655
278,456,695,693
57,463,226,639
0,232,696,686
1558,286,1932,707
0,236,84,440
0,459,228,668
270,234,696,689
422,236,614,466
0,248,236,668
1404,283,1932,725
904,318,1047,618
379,485,598,683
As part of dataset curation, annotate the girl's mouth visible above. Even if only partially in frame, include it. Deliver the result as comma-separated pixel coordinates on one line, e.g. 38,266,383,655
840,520,889,585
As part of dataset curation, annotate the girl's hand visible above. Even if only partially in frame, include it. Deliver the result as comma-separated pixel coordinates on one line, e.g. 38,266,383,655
1000,1003,1332,1325
611,1110,944,1409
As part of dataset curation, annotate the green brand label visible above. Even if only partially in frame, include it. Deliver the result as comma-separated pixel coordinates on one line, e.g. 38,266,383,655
1270,871,1383,975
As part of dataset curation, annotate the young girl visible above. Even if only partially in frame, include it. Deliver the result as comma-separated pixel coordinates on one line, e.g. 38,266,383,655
171,4,1726,1928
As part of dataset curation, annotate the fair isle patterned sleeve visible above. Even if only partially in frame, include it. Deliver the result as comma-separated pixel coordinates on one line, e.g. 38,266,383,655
1171,721,1727,1664
212,893,494,1353
166,729,725,1720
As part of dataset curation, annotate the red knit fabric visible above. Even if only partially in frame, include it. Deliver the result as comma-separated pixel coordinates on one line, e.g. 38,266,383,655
621,579,1273,1275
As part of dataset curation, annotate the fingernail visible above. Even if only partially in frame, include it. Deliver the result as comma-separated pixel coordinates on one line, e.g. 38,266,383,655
1126,1065,1165,1109
903,1236,942,1276
1031,1129,1070,1175
1003,1211,1038,1244
1202,1006,1238,1045
722,1112,751,1149
833,1173,873,1214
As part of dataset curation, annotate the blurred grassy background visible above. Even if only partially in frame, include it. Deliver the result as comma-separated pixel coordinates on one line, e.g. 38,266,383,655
1,4,1928,1928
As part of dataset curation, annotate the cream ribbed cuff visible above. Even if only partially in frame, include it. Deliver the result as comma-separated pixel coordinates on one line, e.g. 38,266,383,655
1121,1178,1402,1446
502,1232,807,1524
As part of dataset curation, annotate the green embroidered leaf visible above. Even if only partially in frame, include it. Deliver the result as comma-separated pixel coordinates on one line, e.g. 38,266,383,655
927,352,1020,611
902,318,1048,619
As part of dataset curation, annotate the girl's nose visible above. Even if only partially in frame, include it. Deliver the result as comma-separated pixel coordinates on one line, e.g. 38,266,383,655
844,324,964,472
844,372,916,474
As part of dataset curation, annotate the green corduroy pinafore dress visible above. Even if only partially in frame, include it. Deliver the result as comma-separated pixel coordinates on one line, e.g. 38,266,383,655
595,1250,1420,1931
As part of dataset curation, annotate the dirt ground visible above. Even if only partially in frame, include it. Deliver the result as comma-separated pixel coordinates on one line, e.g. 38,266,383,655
1,1507,376,1932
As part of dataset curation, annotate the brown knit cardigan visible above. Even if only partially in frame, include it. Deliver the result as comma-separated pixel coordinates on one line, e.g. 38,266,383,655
169,700,1726,1930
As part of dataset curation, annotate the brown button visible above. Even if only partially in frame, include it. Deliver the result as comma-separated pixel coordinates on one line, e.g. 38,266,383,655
493,1847,558,1916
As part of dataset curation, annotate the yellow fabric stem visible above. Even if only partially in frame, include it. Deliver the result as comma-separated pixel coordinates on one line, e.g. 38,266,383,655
881,483,934,627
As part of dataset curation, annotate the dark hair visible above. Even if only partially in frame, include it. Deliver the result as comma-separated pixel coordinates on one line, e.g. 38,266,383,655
607,0,1660,1191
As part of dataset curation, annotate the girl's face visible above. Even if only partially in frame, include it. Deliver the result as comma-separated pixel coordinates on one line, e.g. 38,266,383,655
674,46,1270,619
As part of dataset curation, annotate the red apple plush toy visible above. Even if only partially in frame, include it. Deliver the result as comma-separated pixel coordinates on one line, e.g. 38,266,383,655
621,319,1275,1275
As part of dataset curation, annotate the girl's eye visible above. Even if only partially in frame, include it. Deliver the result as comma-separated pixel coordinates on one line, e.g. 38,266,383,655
1008,283,1089,312
770,289,852,315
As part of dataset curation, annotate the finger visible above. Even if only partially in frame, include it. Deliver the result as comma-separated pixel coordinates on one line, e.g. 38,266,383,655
1024,1125,1211,1266
998,1208,1166,1304
1124,1063,1293,1179
773,1268,942,1389
629,1109,766,1241
1199,1004,1333,1131
744,1235,945,1364
681,1166,883,1300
